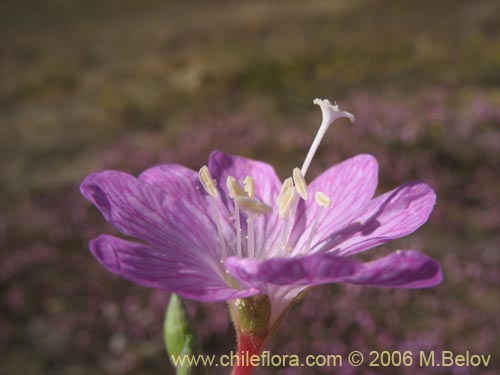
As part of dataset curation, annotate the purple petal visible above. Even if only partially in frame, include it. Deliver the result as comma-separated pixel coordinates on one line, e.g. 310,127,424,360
139,164,204,207
80,170,221,261
226,250,441,290
290,154,378,251
90,235,259,301
226,253,360,288
314,182,436,256
140,163,248,257
208,151,283,256
308,154,378,227
346,250,442,288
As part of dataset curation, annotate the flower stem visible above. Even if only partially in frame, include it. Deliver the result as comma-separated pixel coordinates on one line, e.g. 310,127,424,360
231,331,267,375
229,295,271,375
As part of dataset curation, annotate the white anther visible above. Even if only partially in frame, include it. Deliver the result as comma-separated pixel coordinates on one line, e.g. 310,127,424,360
278,184,296,219
292,167,309,200
315,191,332,208
243,176,255,198
235,196,272,215
199,165,218,198
277,177,293,206
301,99,355,176
226,176,246,198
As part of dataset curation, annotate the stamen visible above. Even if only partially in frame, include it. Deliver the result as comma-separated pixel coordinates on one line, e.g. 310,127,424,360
315,191,332,208
302,191,332,254
243,176,255,198
278,193,299,254
277,177,293,207
199,165,218,198
235,196,272,215
292,167,309,200
301,99,355,177
247,215,255,258
234,195,272,259
226,176,245,257
278,183,296,219
199,166,227,259
226,176,246,198
209,198,227,260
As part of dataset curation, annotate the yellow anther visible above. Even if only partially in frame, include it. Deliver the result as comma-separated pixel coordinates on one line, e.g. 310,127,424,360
234,196,272,215
278,184,296,218
243,176,255,198
277,177,293,206
226,176,246,198
315,191,332,208
292,167,309,200
199,165,218,198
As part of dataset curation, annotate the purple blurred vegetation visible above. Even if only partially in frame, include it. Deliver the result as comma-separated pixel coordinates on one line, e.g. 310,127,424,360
1,1,500,374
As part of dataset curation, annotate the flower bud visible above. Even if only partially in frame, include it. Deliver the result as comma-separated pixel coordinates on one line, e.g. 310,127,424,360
164,294,204,375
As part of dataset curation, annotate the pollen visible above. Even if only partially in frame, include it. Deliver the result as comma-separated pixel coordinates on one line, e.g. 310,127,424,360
292,167,309,200
243,176,255,198
315,191,332,208
278,183,296,218
199,165,218,198
277,177,293,206
226,176,246,198
235,196,272,215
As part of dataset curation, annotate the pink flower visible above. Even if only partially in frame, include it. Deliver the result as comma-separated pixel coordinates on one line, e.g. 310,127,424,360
81,99,441,326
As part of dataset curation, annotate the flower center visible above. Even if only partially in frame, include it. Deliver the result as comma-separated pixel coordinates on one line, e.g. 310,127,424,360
198,99,354,262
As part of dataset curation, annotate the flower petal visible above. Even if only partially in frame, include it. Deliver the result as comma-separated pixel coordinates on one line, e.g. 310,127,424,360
208,151,283,257
289,154,378,252
140,163,250,257
313,182,436,256
139,163,207,210
225,253,360,288
346,250,442,288
80,170,221,261
90,235,259,301
226,250,441,290
309,154,378,226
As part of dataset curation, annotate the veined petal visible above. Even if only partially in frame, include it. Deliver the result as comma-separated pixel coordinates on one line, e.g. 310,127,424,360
80,170,222,262
345,250,442,288
313,182,436,256
225,253,360,287
309,154,378,226
290,154,378,251
226,250,441,290
208,151,283,257
139,163,235,236
90,235,259,301
139,163,206,209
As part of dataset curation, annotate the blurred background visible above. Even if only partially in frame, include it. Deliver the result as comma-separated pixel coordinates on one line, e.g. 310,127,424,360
1,0,499,374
